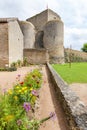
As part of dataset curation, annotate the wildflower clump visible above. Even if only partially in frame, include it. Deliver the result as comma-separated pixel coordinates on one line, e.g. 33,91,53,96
0,69,42,130
0,68,56,130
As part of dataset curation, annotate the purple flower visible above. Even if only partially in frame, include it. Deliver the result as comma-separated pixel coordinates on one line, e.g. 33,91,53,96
3,88,7,94
31,90,38,97
50,112,56,120
18,74,21,77
23,102,31,112
17,119,22,126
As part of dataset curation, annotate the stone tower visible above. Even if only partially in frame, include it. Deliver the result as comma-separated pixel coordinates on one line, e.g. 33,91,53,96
26,9,64,63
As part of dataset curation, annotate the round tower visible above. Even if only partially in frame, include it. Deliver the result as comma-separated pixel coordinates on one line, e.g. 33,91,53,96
43,20,64,63
20,21,35,49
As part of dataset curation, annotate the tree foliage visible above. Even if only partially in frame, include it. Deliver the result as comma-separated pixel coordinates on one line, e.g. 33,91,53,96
81,43,87,52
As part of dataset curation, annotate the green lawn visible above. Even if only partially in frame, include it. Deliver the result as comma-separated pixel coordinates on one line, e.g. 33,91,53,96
52,62,87,84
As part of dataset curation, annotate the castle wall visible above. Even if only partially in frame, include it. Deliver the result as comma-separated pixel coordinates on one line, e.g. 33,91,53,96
26,10,48,31
8,20,23,65
26,9,61,32
24,49,49,64
43,20,64,63
0,23,9,67
35,31,44,48
20,21,35,49
65,48,87,62
48,9,61,21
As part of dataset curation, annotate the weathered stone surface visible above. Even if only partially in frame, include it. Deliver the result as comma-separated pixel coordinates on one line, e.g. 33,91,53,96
24,49,49,64
65,48,87,62
47,63,87,130
0,23,9,67
0,9,65,67
43,20,64,64
20,21,35,49
26,9,61,31
8,20,23,65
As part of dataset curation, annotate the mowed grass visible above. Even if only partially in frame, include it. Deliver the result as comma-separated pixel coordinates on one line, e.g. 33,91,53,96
52,62,87,84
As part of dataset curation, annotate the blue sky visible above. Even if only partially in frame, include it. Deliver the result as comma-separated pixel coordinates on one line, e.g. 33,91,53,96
0,0,87,50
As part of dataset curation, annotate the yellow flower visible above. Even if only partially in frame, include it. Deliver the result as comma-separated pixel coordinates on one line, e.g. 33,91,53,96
21,87,28,93
18,89,22,93
22,87,27,91
30,88,33,91
30,93,33,97
8,89,12,95
5,115,14,122
14,96,18,100
16,86,20,89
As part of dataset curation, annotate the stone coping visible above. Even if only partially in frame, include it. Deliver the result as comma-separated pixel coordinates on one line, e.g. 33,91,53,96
47,63,87,130
0,18,18,23
24,48,47,52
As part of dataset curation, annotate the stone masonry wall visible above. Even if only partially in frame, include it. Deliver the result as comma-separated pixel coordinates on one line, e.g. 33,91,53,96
26,9,61,31
0,23,9,67
8,20,23,65
48,9,61,21
24,49,49,64
47,63,87,130
26,10,48,31
65,48,87,62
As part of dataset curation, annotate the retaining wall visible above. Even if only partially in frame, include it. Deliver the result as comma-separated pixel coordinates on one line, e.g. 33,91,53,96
24,49,49,64
47,63,87,130
65,48,87,62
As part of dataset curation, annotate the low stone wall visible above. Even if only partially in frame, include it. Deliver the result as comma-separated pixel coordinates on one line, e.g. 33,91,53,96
47,63,87,130
65,48,87,62
24,49,49,64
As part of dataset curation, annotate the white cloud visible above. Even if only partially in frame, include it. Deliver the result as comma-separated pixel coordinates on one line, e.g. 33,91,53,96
64,26,87,50
0,0,87,50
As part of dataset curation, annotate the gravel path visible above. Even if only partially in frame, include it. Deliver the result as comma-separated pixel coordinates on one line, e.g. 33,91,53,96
0,66,69,130
70,83,87,106
0,67,35,92
38,66,69,130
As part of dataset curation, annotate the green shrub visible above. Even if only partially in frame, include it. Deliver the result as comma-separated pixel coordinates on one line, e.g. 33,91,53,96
11,62,17,67
7,67,17,71
23,57,28,66
17,60,22,67
0,67,17,72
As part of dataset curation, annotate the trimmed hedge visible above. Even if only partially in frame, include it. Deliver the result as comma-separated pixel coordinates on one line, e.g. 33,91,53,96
0,67,17,72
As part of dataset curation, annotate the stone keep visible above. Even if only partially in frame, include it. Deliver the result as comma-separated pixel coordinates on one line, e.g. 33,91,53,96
43,20,64,63
27,9,64,63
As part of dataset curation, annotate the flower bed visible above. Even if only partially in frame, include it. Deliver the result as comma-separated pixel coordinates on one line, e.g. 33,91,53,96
0,69,55,130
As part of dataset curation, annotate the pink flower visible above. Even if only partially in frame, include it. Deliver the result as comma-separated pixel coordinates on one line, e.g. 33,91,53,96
3,88,7,94
18,74,21,77
31,90,39,97
23,102,31,112
50,112,56,120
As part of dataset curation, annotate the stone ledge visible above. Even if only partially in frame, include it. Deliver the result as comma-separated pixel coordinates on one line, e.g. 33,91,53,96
47,63,87,130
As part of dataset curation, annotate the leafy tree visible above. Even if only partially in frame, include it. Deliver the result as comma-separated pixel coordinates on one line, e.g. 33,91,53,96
81,43,87,52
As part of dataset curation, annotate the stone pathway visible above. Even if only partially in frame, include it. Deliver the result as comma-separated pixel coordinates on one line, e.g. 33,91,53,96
70,83,87,106
0,66,69,130
38,66,69,130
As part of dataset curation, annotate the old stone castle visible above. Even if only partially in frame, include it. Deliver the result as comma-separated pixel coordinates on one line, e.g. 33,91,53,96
0,9,64,67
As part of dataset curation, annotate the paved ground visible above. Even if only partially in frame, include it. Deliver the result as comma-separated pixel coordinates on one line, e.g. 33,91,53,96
38,66,69,130
0,67,34,92
70,83,87,106
0,66,69,130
